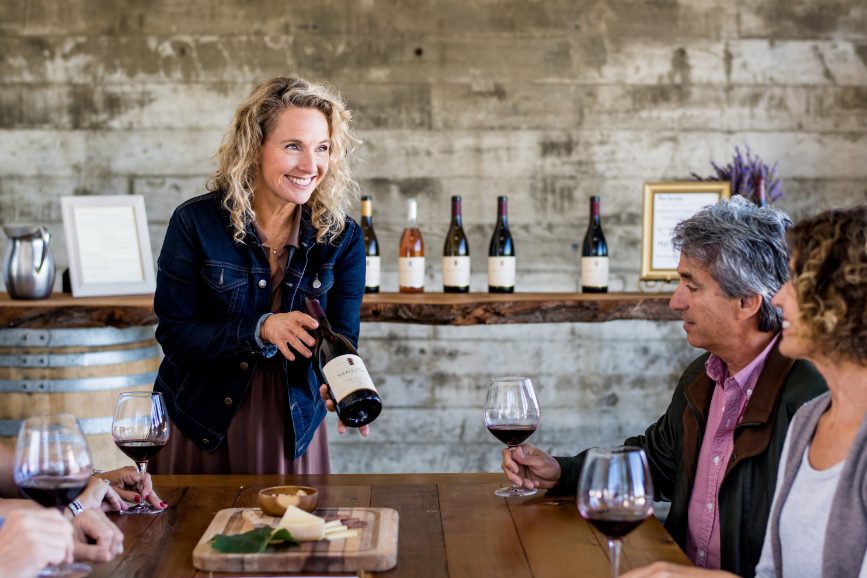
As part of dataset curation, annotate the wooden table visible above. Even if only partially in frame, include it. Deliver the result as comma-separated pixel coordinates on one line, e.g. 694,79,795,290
90,473,690,577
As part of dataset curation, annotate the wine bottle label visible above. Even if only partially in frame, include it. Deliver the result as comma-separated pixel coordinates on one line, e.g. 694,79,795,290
487,256,516,288
322,354,378,402
398,256,425,288
581,256,609,288
442,256,470,288
365,256,381,288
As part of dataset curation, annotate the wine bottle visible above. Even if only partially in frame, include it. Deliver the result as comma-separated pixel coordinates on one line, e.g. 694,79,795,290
581,196,608,293
305,298,382,428
442,195,470,293
754,174,768,207
360,195,380,293
398,198,425,293
488,195,515,293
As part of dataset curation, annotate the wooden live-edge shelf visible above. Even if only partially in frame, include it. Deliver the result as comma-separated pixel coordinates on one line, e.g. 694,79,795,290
0,292,677,329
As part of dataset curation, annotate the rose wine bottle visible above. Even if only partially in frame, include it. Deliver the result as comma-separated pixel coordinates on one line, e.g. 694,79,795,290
360,195,380,293
581,196,608,293
305,298,382,428
488,195,515,293
398,198,425,293
442,195,470,293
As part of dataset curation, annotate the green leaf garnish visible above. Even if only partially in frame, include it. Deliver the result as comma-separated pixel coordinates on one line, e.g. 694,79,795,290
209,527,299,553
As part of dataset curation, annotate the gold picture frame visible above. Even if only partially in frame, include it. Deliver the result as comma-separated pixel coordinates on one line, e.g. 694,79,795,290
641,181,731,281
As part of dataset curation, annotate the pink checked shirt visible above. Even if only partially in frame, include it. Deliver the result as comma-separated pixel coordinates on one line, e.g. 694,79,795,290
686,335,780,569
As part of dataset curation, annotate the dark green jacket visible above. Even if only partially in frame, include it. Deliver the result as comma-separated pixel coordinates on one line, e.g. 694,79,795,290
552,341,827,578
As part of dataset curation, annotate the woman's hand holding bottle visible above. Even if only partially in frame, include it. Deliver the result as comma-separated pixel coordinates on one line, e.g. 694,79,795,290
260,312,319,361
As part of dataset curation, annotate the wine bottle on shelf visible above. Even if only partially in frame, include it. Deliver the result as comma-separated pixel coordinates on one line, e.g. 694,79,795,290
398,197,425,293
360,195,380,293
443,195,470,293
488,195,515,293
754,174,768,207
581,195,608,293
305,298,382,428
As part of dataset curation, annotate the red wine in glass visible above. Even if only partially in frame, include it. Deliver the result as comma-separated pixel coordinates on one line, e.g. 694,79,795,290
112,391,170,515
18,476,89,510
14,414,94,578
116,440,168,463
484,377,541,497
486,424,537,446
577,446,654,578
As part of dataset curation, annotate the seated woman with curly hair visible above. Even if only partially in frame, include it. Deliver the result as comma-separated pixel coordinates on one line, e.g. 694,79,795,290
623,205,867,578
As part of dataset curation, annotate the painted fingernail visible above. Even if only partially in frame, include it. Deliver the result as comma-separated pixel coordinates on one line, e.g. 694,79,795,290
133,495,141,503
159,502,167,508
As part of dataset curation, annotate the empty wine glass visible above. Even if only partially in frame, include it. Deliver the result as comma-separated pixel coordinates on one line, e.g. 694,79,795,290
111,392,169,515
577,446,654,578
484,376,541,497
14,414,94,578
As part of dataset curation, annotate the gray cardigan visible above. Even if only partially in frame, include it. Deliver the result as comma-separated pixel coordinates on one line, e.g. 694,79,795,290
767,391,867,577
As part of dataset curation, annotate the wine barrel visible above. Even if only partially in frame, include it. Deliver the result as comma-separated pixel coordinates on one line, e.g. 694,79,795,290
0,326,159,470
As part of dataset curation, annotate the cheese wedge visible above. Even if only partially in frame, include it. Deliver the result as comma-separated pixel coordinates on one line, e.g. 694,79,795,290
277,505,325,541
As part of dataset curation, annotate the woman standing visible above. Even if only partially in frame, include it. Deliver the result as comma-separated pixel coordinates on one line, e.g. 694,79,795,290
151,75,366,475
623,205,867,577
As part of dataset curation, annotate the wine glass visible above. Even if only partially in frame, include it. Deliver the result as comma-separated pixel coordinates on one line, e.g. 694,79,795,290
577,446,654,578
484,376,541,497
14,414,94,578
111,391,170,515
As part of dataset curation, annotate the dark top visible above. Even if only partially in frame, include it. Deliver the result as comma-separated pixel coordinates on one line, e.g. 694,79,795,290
152,191,365,459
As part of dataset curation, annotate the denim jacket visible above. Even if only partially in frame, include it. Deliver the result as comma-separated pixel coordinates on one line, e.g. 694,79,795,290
153,191,365,458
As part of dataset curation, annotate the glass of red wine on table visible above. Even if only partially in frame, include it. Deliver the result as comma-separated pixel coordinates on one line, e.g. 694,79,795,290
577,446,654,578
14,414,94,578
111,391,169,515
484,376,541,497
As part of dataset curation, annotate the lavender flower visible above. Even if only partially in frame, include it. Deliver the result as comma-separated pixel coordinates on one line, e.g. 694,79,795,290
692,145,784,204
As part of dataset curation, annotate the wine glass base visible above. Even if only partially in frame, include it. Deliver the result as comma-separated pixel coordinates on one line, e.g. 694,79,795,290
38,562,92,578
495,486,538,497
120,503,165,515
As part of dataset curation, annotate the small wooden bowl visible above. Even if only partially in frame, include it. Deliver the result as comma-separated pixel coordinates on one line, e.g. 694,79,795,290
257,485,319,516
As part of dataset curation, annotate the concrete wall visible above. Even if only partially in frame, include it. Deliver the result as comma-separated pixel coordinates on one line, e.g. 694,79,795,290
1,0,865,473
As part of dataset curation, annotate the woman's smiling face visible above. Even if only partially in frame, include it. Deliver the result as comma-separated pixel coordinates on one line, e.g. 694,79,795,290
255,107,331,207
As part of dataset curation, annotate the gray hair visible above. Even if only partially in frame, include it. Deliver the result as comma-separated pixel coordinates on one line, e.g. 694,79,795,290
672,195,792,332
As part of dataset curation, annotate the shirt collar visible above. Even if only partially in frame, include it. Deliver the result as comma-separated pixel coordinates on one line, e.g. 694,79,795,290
705,333,781,395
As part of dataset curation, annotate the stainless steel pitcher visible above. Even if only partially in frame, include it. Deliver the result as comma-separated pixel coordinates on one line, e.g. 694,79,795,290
3,225,56,299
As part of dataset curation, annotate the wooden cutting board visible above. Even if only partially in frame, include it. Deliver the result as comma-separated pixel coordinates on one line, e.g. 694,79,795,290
192,507,399,573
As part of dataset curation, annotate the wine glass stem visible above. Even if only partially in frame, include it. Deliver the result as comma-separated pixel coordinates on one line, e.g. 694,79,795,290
135,461,148,494
608,538,622,578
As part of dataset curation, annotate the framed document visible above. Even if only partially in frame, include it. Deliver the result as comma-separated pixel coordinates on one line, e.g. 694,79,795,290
640,182,731,281
61,195,156,297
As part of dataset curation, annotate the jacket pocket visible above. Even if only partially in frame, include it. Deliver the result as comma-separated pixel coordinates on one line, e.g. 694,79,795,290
200,262,249,318
296,265,335,301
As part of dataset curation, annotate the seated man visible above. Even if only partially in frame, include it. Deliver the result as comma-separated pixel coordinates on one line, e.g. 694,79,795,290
501,196,827,578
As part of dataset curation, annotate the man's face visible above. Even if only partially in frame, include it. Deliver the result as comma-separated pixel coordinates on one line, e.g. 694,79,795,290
668,255,743,354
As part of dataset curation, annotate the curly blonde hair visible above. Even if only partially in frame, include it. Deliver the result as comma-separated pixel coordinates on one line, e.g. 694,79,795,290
789,205,867,364
208,75,360,244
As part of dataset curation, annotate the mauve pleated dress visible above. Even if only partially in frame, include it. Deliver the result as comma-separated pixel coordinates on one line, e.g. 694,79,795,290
151,211,330,475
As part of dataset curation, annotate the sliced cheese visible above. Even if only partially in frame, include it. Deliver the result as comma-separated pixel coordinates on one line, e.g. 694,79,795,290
277,505,325,541
325,529,359,541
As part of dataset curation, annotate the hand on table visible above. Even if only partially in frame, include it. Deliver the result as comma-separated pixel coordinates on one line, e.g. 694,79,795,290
261,311,318,361
621,562,735,577
501,444,561,490
319,384,370,436
72,509,124,563
0,509,74,577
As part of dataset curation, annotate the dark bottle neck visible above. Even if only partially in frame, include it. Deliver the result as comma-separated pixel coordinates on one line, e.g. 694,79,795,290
451,196,463,226
361,197,374,227
589,196,601,224
497,196,508,224
304,298,332,334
